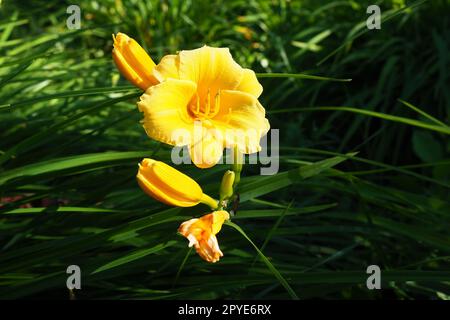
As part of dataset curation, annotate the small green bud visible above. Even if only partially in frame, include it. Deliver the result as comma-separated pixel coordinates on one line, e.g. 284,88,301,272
219,170,235,201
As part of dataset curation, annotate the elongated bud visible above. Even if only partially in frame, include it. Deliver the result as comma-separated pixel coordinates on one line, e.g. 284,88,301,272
219,170,235,201
112,32,159,90
137,158,218,209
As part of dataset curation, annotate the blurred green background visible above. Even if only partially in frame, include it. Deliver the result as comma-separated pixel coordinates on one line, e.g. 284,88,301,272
0,0,449,299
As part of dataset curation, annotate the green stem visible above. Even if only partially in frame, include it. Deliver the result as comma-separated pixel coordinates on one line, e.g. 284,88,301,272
225,221,299,300
232,146,243,189
200,193,219,210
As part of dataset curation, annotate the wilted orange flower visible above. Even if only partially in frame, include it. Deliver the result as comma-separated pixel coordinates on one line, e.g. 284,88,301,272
178,211,230,263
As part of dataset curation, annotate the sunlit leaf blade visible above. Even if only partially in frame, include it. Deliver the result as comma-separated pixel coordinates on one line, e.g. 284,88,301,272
256,73,351,82
225,221,299,300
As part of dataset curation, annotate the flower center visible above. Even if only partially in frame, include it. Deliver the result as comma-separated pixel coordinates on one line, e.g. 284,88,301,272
188,88,221,120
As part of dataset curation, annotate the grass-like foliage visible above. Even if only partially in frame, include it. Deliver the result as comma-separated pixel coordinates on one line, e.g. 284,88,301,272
0,0,449,299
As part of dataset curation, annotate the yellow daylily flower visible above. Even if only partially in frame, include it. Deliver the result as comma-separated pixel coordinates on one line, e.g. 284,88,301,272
112,32,158,90
178,211,230,263
136,158,218,208
139,46,270,168
112,33,270,169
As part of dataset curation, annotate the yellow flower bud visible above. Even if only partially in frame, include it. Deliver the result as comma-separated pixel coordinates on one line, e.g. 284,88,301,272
219,170,235,201
136,158,218,208
112,32,159,90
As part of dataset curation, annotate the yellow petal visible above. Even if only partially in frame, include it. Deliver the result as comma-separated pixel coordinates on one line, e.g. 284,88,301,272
211,210,230,234
214,90,270,153
178,46,244,102
196,235,223,263
152,54,180,82
138,79,197,146
189,127,224,169
112,32,158,90
235,68,263,98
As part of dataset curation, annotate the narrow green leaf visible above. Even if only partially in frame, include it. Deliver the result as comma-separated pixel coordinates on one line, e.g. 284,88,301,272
7,86,138,108
0,151,150,186
258,200,294,255
2,206,120,215
239,154,354,202
226,221,299,300
256,73,351,82
0,60,33,89
299,152,357,179
398,99,449,128
317,0,428,65
234,203,337,219
270,107,450,135
173,248,193,288
0,92,140,165
92,241,177,274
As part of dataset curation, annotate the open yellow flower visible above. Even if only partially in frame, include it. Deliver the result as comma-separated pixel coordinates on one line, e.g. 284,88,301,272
178,211,230,263
137,158,218,208
112,33,270,168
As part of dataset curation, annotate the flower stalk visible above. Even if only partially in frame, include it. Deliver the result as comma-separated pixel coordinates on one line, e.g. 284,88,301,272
113,34,271,263
232,146,243,189
200,194,220,210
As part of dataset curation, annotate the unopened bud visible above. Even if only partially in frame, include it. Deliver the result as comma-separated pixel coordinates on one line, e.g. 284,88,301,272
219,170,235,201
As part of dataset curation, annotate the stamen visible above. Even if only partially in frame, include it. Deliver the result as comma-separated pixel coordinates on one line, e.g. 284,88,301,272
210,89,221,118
189,88,222,120
196,92,200,114
223,107,232,124
205,88,211,116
